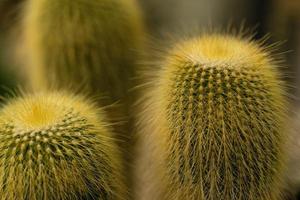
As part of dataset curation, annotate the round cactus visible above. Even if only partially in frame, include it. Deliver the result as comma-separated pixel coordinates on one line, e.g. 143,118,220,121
0,92,126,200
136,34,287,200
22,0,144,105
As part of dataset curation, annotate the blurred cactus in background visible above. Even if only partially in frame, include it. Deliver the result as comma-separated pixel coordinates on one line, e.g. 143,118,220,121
287,109,300,198
0,92,126,200
135,33,287,200
22,0,144,106
268,0,300,103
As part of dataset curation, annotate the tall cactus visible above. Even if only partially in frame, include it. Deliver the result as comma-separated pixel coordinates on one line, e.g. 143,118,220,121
0,92,126,200
136,34,287,200
22,0,144,106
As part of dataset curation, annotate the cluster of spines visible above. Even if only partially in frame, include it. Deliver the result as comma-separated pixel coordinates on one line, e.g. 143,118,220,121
0,93,126,200
137,34,287,200
167,63,284,199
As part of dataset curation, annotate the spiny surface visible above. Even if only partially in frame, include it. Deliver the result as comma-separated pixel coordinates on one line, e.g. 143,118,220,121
0,92,126,200
140,34,287,200
23,0,144,104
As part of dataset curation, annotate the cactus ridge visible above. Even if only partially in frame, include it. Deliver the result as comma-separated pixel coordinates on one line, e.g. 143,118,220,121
138,34,287,200
0,92,126,200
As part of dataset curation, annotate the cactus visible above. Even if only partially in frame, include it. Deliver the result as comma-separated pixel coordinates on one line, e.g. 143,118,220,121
136,34,287,199
0,92,126,200
22,0,144,106
22,0,145,193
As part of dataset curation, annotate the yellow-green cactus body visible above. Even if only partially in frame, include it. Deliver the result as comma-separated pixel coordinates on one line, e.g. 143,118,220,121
23,0,144,105
137,34,287,199
0,92,126,200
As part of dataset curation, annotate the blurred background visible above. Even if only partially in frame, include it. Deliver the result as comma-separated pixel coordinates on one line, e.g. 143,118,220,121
0,0,299,102
0,0,299,198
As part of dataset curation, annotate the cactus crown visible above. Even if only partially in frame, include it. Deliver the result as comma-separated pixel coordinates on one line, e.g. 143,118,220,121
0,92,126,200
141,34,287,199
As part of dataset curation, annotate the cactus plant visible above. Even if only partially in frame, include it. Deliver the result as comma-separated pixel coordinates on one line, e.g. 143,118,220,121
136,34,287,200
0,92,126,200
22,0,145,193
22,0,144,106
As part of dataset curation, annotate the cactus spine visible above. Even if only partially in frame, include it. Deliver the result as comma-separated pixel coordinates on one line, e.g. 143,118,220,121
137,34,287,200
23,0,144,105
0,92,126,200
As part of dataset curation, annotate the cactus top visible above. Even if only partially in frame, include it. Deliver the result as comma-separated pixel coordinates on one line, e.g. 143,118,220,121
166,34,271,69
0,92,125,200
1,92,101,131
158,34,284,120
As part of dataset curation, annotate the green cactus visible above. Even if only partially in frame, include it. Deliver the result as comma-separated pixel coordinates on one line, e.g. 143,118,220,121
22,0,145,193
22,0,144,106
136,34,287,199
0,92,126,200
